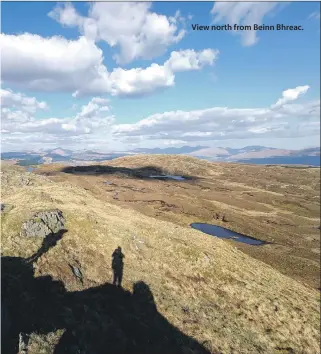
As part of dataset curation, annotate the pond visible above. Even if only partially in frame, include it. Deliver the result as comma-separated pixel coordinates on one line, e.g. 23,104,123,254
149,175,185,181
190,223,268,246
103,181,114,185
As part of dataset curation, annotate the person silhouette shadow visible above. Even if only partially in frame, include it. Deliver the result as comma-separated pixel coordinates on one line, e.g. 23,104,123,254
112,247,125,287
2,236,212,354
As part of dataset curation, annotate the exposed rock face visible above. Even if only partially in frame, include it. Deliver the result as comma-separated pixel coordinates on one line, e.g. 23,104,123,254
213,212,227,222
21,210,65,237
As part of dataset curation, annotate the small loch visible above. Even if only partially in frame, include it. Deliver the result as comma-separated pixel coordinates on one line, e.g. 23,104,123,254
149,175,186,181
190,223,268,246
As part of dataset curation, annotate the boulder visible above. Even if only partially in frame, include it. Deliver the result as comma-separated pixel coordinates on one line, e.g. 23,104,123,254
21,209,65,237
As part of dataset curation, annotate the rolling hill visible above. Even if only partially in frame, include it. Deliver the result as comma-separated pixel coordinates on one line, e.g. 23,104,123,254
2,146,319,167
1,155,320,353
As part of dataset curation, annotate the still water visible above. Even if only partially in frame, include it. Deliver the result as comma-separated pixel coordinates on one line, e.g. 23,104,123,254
149,175,185,181
190,223,268,246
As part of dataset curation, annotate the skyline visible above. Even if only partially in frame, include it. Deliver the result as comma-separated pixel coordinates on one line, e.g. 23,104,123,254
1,1,320,152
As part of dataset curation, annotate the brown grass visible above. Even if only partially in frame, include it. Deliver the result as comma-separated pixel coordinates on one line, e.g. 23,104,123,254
1,156,320,353
35,155,320,288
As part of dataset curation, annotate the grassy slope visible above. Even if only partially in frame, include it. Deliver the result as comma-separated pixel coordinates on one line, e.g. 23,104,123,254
1,160,320,353
104,155,320,289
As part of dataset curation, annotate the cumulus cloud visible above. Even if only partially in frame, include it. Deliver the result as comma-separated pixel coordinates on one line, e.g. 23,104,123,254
1,89,50,136
1,88,48,113
1,89,114,139
3,85,318,152
165,49,219,72
0,33,108,93
49,2,186,64
1,33,217,98
90,48,218,97
112,86,320,142
271,85,310,108
211,2,284,46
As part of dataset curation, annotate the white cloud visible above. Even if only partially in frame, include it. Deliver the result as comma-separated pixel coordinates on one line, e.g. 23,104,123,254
1,33,217,98
1,89,114,138
77,97,110,119
98,63,175,98
49,2,186,64
49,2,84,27
211,2,284,46
165,49,219,72
1,89,50,137
272,85,310,108
99,48,218,97
0,33,107,93
0,88,48,113
112,86,320,142
163,139,188,146
2,85,319,151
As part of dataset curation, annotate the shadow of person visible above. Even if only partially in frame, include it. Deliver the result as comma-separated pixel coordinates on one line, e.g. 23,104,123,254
2,237,212,354
112,246,125,287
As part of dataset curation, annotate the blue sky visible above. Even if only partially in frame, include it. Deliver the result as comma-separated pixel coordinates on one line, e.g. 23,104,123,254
1,2,320,152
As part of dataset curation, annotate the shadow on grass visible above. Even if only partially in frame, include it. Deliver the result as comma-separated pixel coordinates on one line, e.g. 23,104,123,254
60,165,197,181
2,231,211,354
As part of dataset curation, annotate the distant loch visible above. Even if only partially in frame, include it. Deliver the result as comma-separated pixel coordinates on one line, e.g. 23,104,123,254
235,156,320,167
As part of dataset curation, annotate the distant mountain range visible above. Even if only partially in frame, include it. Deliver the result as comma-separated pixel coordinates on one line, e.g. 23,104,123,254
130,145,208,154
1,145,320,167
128,145,320,166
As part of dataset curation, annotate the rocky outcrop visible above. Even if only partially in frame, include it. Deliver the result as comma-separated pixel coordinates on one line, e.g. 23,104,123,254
21,210,65,237
213,212,228,222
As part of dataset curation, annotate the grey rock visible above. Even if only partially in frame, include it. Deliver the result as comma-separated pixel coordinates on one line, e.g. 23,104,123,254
69,264,84,284
21,209,65,237
19,333,29,354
